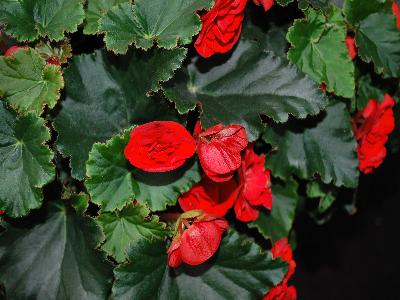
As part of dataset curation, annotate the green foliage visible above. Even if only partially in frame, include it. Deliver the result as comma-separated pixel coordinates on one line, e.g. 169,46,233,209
264,101,359,188
0,202,113,299
97,204,169,262
112,230,288,300
164,38,328,141
0,102,54,217
344,0,400,77
54,48,185,180
0,48,64,115
249,179,299,242
287,6,355,98
84,0,130,34
306,181,337,213
99,0,212,53
0,0,85,41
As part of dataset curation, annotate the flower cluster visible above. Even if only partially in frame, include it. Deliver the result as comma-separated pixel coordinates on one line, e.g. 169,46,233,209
263,238,297,300
353,95,395,174
195,0,275,57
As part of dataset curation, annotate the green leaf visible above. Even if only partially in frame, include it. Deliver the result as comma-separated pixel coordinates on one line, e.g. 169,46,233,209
0,48,64,115
263,101,359,188
85,128,201,211
249,180,298,242
0,102,54,217
356,74,385,110
86,129,139,212
298,0,330,10
54,48,186,180
112,229,288,300
0,202,113,299
97,204,169,262
163,39,328,142
99,0,212,53
306,181,336,213
0,0,85,41
70,193,89,215
355,12,400,77
276,0,294,6
84,0,130,35
343,0,387,25
287,7,355,98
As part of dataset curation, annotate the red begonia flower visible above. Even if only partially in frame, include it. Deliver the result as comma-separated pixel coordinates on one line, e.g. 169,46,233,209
234,145,273,222
0,210,4,215
345,36,357,60
393,2,400,30
195,0,247,58
319,83,327,91
253,0,274,11
271,238,296,284
178,176,237,217
167,211,229,267
353,94,395,174
263,284,297,300
4,46,29,57
124,121,196,172
197,124,248,182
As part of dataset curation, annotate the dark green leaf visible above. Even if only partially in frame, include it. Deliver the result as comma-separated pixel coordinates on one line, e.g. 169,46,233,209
287,7,355,98
163,39,328,141
249,180,298,242
0,0,85,41
355,12,400,77
97,204,169,262
0,102,54,217
0,48,64,115
298,0,330,10
306,181,336,213
85,129,201,211
0,202,113,299
70,193,89,215
99,0,212,53
343,0,387,25
84,0,129,35
54,48,186,180
356,74,385,110
263,101,359,187
112,229,288,300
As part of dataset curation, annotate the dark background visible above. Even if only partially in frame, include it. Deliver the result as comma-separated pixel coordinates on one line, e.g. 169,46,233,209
293,151,400,300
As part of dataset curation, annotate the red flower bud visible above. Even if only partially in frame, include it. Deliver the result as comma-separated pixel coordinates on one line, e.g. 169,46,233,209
197,124,248,182
46,56,61,66
345,36,357,60
167,211,228,267
393,1,400,30
4,46,29,57
195,0,247,58
0,210,4,215
124,121,196,172
178,176,237,217
253,0,274,11
353,94,395,174
271,238,296,284
234,145,273,222
263,284,297,300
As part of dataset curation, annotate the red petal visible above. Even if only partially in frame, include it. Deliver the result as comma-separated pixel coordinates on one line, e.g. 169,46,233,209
4,46,29,57
345,36,357,60
124,121,196,172
180,219,227,265
253,0,274,12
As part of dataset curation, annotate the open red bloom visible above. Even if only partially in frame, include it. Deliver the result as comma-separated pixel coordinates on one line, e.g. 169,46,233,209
0,210,4,215
271,238,296,284
234,145,273,222
345,36,357,60
195,0,247,58
197,124,248,182
263,284,297,300
178,176,237,217
253,0,274,11
353,94,395,174
393,2,400,30
124,121,196,172
4,46,29,57
167,211,229,267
